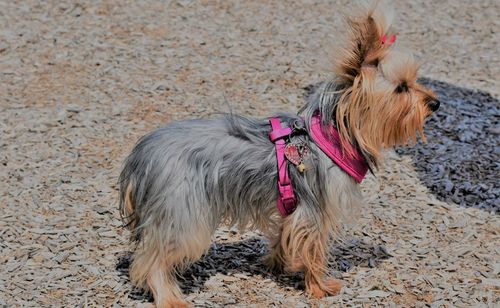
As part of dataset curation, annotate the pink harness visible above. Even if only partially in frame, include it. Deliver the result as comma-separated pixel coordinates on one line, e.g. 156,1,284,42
269,115,368,216
269,118,297,216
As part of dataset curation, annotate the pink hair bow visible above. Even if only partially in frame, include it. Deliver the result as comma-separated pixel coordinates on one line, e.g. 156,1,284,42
381,34,396,45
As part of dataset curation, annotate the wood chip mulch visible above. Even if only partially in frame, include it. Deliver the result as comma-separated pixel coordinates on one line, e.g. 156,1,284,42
1,0,498,307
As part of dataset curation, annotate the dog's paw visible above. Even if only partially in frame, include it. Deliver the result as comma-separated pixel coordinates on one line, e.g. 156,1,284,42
323,278,342,295
307,278,342,298
158,298,189,308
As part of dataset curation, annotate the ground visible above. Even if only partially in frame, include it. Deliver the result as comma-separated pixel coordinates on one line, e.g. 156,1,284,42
0,0,499,307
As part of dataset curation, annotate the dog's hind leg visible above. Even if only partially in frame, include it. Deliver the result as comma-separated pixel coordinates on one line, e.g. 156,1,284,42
130,242,187,308
130,225,212,308
274,209,342,298
147,262,187,308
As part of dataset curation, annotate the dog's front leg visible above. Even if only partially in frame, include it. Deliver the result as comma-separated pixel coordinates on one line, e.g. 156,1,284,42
275,211,342,298
302,238,342,298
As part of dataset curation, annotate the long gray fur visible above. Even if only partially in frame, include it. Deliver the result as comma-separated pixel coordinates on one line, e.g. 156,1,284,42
119,82,361,246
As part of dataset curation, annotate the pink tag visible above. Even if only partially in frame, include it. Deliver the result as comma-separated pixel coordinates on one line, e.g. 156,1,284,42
285,143,309,166
285,144,301,165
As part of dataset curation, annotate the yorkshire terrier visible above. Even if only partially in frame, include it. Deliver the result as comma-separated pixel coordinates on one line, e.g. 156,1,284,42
119,2,439,307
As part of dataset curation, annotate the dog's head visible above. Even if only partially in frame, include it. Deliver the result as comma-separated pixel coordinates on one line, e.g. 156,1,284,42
329,2,439,166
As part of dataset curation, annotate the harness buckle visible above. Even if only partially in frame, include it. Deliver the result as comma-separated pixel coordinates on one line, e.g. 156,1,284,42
277,181,297,214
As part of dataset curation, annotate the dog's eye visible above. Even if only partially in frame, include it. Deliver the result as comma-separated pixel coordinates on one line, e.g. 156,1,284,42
396,81,409,93
366,58,379,67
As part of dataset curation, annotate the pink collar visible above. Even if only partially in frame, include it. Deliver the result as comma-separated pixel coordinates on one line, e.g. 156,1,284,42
309,115,368,183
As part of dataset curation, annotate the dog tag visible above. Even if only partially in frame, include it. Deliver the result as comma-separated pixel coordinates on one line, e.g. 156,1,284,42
284,143,302,165
285,142,309,173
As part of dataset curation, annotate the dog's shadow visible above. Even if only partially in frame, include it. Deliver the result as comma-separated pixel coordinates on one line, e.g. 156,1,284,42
116,236,391,301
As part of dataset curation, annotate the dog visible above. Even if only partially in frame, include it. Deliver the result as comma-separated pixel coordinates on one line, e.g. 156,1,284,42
119,2,439,307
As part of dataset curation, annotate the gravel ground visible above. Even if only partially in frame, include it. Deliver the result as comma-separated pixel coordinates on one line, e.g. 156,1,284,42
1,0,499,307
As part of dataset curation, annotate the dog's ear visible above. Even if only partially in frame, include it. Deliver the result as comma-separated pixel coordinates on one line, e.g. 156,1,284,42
334,2,395,84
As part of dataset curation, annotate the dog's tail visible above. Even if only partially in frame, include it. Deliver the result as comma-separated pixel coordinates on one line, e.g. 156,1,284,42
118,169,140,241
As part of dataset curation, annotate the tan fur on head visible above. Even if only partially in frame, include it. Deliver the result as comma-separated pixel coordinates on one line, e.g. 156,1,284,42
335,1,394,84
333,1,438,167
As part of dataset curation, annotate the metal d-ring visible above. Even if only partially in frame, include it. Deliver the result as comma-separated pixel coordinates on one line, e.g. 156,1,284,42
292,118,306,133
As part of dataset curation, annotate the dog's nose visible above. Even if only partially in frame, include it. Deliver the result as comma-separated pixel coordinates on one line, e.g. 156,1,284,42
427,99,440,112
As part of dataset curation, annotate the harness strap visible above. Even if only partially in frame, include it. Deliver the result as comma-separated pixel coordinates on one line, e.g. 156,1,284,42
269,118,297,216
310,115,368,183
